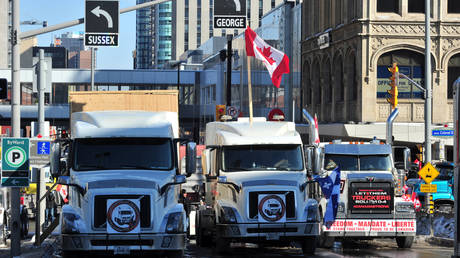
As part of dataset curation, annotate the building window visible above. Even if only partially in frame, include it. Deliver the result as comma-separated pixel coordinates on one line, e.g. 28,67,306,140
271,0,275,8
377,50,425,99
448,0,460,13
408,0,424,13
448,54,460,99
377,0,398,13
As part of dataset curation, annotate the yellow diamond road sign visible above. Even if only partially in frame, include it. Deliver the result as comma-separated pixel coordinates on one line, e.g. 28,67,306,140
418,162,439,184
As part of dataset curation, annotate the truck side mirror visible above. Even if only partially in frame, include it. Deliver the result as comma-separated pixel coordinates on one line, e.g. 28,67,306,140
314,147,323,175
50,142,61,178
185,142,197,177
202,149,211,175
403,147,411,171
304,146,314,176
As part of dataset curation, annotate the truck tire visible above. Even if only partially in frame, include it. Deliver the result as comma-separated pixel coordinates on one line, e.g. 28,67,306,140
302,236,317,255
196,210,213,247
319,235,334,248
396,236,414,248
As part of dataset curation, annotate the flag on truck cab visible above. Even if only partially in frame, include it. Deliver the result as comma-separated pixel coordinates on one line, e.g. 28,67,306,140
314,166,341,228
245,26,290,88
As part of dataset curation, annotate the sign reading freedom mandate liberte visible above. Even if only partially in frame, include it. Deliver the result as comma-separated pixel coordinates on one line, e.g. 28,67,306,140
214,0,247,29
85,0,119,47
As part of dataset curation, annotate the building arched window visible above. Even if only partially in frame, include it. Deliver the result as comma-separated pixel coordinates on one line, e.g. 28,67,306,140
448,53,460,99
377,50,424,99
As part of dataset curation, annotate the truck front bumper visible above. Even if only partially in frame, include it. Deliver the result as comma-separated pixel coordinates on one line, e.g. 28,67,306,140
322,219,416,238
217,222,319,241
62,233,186,253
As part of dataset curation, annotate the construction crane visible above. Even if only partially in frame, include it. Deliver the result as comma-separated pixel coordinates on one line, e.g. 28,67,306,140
21,19,47,27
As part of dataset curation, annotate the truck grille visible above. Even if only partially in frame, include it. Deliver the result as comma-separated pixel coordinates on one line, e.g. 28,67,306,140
249,191,295,219
349,182,393,214
94,195,151,229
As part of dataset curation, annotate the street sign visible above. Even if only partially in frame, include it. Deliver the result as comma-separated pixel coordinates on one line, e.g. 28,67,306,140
29,138,52,168
85,0,119,47
420,184,437,193
227,106,239,119
432,128,454,137
1,138,30,187
418,162,439,184
213,0,246,29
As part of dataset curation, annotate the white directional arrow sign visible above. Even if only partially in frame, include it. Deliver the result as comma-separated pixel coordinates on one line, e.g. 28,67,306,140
85,0,119,47
91,6,113,28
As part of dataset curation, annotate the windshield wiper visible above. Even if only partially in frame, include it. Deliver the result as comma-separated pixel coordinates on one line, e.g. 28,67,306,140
120,164,154,170
225,167,253,172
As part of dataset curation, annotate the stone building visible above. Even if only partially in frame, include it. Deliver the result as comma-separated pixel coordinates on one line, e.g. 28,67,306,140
301,0,460,125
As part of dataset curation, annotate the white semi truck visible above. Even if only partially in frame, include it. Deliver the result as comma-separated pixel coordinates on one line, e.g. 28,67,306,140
304,109,416,248
196,117,320,255
50,111,196,257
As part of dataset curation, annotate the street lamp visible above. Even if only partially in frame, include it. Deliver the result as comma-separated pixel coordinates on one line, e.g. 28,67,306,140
170,60,185,96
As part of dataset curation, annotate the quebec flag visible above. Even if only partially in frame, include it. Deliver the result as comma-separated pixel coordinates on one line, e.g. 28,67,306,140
314,166,341,228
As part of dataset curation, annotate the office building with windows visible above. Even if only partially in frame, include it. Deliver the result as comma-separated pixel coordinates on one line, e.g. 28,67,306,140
301,0,460,159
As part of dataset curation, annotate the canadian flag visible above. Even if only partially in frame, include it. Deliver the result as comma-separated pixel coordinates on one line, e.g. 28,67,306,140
245,26,290,88
314,114,320,144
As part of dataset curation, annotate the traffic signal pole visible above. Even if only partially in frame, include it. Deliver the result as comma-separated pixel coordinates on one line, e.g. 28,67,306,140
425,0,432,222
226,35,233,106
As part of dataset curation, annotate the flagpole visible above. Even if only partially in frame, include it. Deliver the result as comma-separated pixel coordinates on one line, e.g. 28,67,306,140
247,56,253,125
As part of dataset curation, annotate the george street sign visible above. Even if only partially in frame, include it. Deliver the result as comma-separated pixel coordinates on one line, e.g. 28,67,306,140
214,0,247,29
85,0,119,47
2,138,30,187
418,162,439,184
29,138,52,168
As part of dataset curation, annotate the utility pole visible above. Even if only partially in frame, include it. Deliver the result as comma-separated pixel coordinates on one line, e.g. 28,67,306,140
91,47,95,91
226,35,233,106
425,0,432,220
10,0,22,256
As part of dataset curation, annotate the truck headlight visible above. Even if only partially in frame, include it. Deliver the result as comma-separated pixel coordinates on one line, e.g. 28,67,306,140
165,212,184,233
221,206,237,224
396,202,415,213
61,212,83,234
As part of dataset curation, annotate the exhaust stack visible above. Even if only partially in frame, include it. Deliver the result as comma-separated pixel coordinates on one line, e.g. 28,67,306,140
302,109,317,145
386,108,399,145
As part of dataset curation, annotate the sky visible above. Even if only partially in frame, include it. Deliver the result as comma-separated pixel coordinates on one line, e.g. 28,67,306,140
20,0,137,69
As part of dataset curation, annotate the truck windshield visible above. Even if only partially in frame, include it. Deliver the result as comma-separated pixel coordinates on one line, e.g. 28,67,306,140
222,145,304,172
325,154,392,171
73,138,173,171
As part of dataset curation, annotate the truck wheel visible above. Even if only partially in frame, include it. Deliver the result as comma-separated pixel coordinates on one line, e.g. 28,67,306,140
302,236,317,255
396,236,414,248
166,250,184,258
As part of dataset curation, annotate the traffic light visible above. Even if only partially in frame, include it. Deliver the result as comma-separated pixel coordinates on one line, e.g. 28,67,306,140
0,78,7,99
387,63,399,109
215,105,226,121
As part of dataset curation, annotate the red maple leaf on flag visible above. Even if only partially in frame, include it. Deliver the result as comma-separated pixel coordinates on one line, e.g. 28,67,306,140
256,46,276,65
